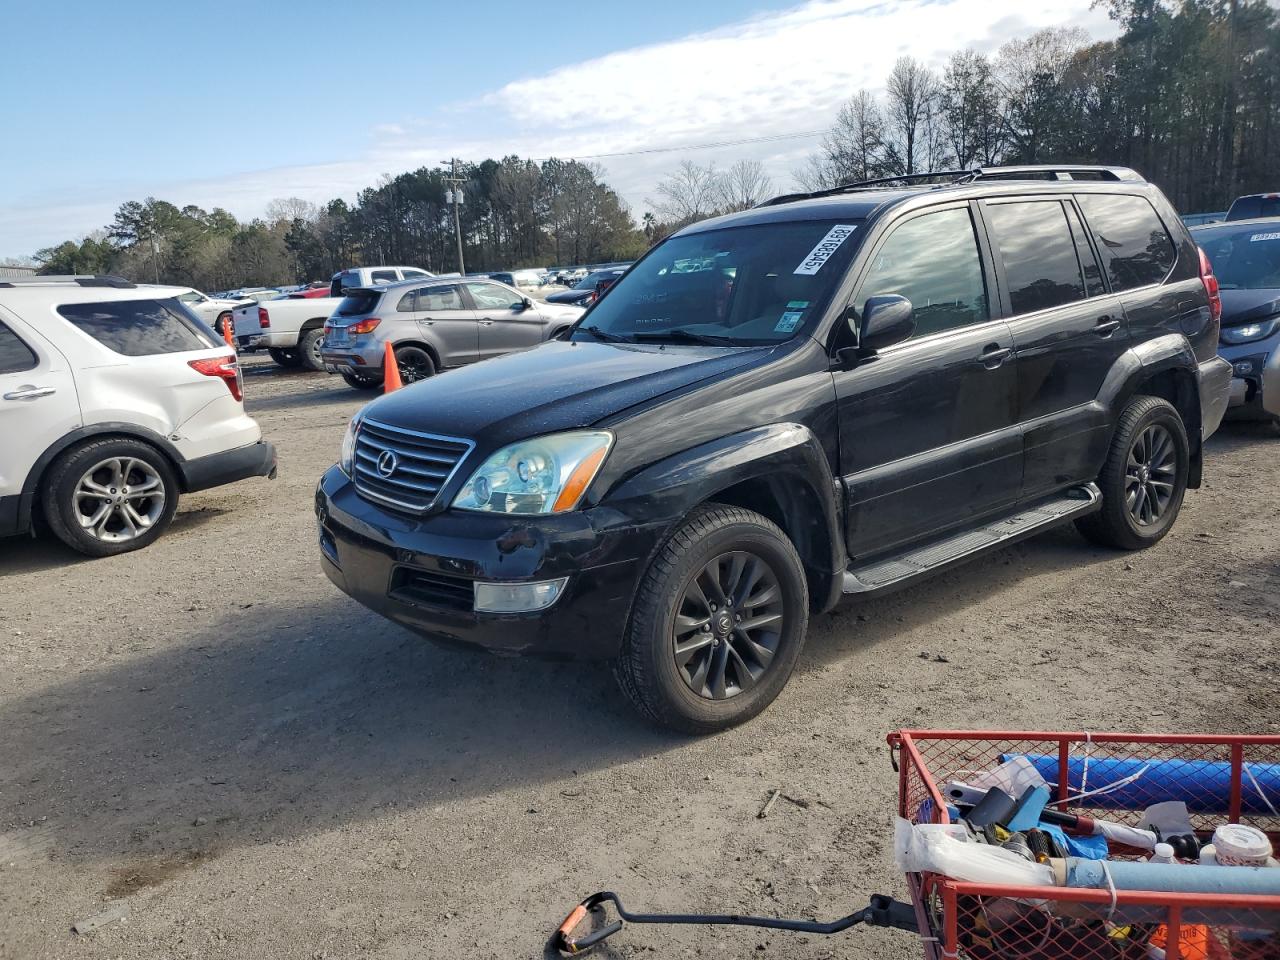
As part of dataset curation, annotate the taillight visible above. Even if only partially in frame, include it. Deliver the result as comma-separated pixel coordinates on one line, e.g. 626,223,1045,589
189,354,243,402
1198,246,1222,325
258,306,270,328
348,317,381,335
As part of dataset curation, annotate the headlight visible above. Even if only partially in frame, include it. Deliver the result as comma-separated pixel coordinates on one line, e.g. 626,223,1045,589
452,431,613,514
339,416,361,475
1221,317,1280,345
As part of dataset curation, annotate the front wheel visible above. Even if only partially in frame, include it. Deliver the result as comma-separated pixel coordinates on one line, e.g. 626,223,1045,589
42,438,179,557
613,504,809,734
341,371,382,390
268,347,303,368
1076,395,1189,550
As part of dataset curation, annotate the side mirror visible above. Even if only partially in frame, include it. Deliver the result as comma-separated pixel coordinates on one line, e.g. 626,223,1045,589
859,295,915,351
516,297,533,311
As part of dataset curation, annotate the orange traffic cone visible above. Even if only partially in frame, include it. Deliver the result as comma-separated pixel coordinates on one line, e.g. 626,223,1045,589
223,315,236,351
383,340,403,393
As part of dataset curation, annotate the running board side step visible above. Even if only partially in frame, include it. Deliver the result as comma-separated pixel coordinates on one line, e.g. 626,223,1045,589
842,483,1101,595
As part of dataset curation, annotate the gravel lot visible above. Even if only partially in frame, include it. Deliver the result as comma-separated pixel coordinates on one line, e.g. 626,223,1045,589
2,355,1277,960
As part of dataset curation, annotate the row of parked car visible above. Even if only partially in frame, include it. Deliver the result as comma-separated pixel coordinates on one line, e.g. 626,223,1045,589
1,166,1277,732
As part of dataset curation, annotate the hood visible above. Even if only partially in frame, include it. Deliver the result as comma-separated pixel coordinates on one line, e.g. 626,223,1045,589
361,339,771,446
545,289,594,305
1220,288,1280,327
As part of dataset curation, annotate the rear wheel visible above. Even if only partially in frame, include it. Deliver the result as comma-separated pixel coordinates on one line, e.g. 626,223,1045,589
298,328,325,372
395,346,435,384
268,347,303,368
42,438,179,557
341,371,382,390
613,504,808,734
1076,395,1188,550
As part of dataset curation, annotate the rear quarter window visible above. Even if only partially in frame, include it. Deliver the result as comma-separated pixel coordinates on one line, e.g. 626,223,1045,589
56,298,219,356
1077,193,1177,292
0,321,38,373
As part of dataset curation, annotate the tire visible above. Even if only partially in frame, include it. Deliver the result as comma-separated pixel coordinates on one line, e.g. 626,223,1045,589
341,371,382,390
214,311,232,338
297,328,326,372
395,345,435,384
42,438,180,558
1076,395,1189,551
613,503,809,734
268,347,303,368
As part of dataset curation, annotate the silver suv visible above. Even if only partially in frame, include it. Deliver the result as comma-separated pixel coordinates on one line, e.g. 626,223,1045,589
321,277,585,390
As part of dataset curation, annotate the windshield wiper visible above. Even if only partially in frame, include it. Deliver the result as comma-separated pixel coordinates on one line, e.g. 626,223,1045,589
629,329,740,346
577,325,635,343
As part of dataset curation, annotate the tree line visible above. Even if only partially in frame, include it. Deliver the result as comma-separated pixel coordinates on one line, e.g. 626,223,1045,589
790,0,1278,215
35,157,647,291
35,0,1278,289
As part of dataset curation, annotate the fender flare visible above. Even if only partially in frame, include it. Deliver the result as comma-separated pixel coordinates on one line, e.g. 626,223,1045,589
603,422,845,610
1097,333,1204,484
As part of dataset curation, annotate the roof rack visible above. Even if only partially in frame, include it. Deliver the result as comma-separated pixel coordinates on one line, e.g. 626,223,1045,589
0,275,136,289
758,164,1145,207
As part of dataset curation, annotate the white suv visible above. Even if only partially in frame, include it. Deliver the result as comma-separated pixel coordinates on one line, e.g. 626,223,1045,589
0,276,276,557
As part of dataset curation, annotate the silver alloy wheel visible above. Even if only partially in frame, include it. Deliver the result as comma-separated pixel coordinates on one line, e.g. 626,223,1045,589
73,457,166,542
1125,423,1177,526
306,334,322,366
672,550,785,700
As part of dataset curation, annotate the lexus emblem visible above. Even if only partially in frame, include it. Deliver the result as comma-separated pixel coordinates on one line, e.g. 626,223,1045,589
376,450,399,478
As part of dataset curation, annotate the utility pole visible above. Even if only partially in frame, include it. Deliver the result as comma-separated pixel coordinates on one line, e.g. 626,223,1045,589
442,158,467,275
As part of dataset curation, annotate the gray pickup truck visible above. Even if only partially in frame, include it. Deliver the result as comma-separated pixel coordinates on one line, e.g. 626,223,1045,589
320,276,585,390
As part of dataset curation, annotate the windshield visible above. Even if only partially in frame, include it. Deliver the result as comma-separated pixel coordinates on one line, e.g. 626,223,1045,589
1196,225,1280,290
571,220,863,345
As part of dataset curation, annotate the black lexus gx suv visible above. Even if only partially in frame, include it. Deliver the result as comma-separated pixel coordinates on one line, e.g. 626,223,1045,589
316,165,1232,733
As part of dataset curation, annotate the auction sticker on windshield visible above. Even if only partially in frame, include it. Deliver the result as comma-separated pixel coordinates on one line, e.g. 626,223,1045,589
794,225,857,275
1251,232,1280,242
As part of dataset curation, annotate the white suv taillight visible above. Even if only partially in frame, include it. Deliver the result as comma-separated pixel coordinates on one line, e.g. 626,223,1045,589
189,354,243,402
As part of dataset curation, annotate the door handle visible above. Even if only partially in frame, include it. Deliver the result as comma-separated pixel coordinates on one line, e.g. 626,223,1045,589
478,319,495,326
1093,316,1121,337
3,385,57,401
420,319,435,326
979,345,1012,369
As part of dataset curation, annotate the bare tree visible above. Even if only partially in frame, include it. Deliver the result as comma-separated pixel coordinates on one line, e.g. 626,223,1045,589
884,57,942,174
714,159,774,211
651,160,723,224
263,197,320,226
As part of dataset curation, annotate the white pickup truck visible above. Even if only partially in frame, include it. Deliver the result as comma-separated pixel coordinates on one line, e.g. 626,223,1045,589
232,292,343,370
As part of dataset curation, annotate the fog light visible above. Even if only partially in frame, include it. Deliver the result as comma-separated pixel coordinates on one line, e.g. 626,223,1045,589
473,577,568,613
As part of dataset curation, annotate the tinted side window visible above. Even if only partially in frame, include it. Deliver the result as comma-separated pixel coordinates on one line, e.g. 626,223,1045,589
417,285,464,311
0,321,38,374
986,201,1086,314
402,269,429,279
57,298,219,356
1077,194,1176,292
396,291,417,312
856,207,988,339
1064,203,1106,297
371,270,399,284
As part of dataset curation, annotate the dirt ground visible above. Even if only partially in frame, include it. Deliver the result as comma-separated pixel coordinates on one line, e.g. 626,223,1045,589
2,355,1277,960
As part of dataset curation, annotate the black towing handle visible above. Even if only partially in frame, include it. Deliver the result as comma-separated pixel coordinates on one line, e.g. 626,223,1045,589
553,890,918,955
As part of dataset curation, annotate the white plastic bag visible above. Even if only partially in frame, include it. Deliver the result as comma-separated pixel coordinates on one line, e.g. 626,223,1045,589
894,818,1056,887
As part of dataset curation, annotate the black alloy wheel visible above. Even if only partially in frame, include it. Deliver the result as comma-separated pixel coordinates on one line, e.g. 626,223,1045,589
673,551,784,700
1125,423,1177,526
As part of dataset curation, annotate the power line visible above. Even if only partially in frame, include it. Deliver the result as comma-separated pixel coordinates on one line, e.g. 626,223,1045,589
532,128,826,163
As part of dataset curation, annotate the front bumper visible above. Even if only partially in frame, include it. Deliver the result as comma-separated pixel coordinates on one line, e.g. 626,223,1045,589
1218,333,1280,422
181,440,278,492
314,466,665,660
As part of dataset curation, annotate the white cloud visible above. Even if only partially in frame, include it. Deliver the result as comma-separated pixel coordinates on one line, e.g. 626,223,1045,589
0,0,1117,257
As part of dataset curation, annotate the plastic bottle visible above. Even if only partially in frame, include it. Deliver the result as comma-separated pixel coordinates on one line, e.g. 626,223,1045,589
1147,842,1177,865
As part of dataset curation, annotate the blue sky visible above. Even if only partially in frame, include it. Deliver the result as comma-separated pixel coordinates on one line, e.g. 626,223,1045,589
0,0,1115,259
